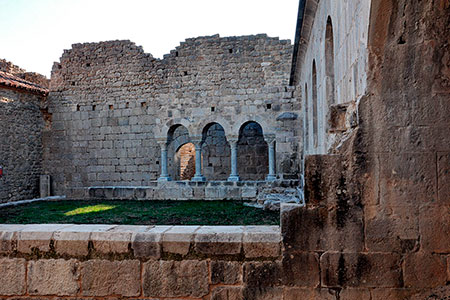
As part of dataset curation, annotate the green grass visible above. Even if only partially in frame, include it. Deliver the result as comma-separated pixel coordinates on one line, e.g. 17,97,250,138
0,200,279,225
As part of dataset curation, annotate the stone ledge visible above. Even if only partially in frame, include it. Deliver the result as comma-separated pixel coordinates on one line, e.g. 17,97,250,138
0,224,281,259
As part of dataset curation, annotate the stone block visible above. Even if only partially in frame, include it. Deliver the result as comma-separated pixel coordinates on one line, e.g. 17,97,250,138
90,231,132,254
0,258,26,295
282,251,320,287
365,205,419,252
17,224,71,254
81,260,140,296
242,287,283,300
281,204,363,252
194,226,243,255
243,226,281,258
283,288,336,300
370,288,420,300
243,261,283,288
131,226,169,258
28,259,80,296
320,252,402,288
143,260,209,298
242,186,257,198
162,225,199,255
379,153,437,206
0,230,18,254
403,252,447,288
53,230,90,256
211,286,244,300
211,260,242,284
420,205,450,253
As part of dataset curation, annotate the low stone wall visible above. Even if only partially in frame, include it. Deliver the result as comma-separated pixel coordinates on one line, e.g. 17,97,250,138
70,179,300,200
0,224,281,299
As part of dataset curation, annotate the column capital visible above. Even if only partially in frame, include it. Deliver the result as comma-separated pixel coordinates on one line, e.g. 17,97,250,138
264,134,276,145
190,136,203,148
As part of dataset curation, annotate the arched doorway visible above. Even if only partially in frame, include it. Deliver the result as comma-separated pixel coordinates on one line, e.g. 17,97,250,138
201,123,230,180
167,124,192,180
237,121,268,180
176,143,196,180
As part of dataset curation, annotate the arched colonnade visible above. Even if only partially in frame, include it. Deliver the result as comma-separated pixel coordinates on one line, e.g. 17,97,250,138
156,118,277,182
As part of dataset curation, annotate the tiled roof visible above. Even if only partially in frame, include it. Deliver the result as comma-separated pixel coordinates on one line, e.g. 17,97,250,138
0,70,48,95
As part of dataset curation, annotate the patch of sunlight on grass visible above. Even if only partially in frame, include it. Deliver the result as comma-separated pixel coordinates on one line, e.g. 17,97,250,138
64,204,116,216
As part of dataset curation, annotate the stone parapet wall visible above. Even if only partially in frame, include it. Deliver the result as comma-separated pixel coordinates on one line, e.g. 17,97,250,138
69,179,300,201
0,88,46,203
0,224,281,299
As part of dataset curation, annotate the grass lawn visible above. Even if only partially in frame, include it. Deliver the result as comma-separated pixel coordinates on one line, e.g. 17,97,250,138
0,200,279,225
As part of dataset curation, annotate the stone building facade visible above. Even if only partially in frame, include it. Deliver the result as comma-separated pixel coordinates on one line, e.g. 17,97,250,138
44,35,301,196
0,62,48,203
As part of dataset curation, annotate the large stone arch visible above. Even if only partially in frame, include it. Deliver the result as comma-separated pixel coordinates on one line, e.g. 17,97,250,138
166,124,192,180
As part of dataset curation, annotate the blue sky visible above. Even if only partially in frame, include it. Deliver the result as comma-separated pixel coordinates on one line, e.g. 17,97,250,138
0,0,299,77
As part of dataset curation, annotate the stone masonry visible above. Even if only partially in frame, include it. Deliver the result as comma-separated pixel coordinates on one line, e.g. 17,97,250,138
44,34,301,196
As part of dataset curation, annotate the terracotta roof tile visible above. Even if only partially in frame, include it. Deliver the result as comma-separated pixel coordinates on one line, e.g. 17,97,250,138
0,70,48,95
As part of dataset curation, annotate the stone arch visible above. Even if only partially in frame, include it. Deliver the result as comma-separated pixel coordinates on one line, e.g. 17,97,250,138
156,118,192,140
166,124,192,180
232,115,273,138
237,121,268,180
312,60,318,148
201,122,231,180
192,116,231,137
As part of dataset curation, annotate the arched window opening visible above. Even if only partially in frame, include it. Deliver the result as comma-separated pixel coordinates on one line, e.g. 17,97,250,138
304,83,309,151
312,60,318,148
177,143,196,180
325,16,335,107
237,121,268,180
201,123,230,180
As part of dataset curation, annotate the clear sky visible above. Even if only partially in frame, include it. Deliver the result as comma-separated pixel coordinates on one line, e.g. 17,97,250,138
0,0,299,77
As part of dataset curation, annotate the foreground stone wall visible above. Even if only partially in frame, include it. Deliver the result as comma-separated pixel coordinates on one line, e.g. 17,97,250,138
45,35,301,195
0,88,46,203
0,224,281,300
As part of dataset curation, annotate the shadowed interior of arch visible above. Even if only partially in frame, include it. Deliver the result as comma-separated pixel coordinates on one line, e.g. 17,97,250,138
237,121,268,180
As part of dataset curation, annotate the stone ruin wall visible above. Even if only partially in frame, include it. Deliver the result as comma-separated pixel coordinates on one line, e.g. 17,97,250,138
0,88,46,203
297,0,371,155
45,35,301,196
0,59,50,88
284,0,450,299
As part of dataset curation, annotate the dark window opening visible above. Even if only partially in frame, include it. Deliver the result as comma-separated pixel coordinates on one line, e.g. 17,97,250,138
71,82,75,86
228,49,233,54
126,102,129,108
86,63,90,67
211,107,215,112
141,102,147,108
92,105,96,111
183,71,188,76
109,104,114,110
76,105,80,111
175,51,179,57
266,103,272,109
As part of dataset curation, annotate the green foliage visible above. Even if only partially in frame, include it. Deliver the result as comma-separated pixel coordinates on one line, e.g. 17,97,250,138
0,200,279,225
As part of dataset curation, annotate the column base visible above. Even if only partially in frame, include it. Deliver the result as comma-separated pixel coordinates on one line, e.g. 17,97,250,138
191,175,206,182
158,176,172,182
265,174,277,181
227,175,240,182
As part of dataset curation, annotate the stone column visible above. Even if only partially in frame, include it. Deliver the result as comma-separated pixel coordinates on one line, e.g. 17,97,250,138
191,139,206,182
158,141,171,181
227,139,240,182
265,135,276,181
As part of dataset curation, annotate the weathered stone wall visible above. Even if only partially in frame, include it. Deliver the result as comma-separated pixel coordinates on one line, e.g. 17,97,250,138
286,0,450,299
0,59,50,88
296,0,371,154
45,35,301,195
0,88,46,203
0,224,282,300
